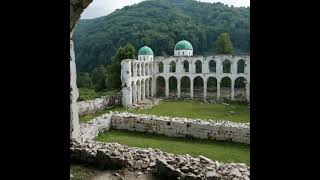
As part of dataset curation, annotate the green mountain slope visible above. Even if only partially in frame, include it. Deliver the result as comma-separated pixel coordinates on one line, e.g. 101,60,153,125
74,0,250,72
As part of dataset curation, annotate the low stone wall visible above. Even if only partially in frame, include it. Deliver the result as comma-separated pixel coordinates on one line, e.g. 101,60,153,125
111,112,250,144
77,93,122,116
79,113,112,142
71,140,250,180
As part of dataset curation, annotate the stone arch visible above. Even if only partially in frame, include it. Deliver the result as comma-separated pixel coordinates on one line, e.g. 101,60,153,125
207,77,217,99
183,60,189,73
222,59,231,73
193,76,204,98
149,63,152,75
170,61,176,73
237,59,245,74
181,76,190,98
156,76,165,97
195,60,202,73
234,77,247,100
169,76,178,97
220,76,231,99
209,60,216,73
158,62,164,73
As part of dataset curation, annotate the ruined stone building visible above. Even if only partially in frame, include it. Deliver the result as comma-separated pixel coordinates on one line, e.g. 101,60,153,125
121,40,250,107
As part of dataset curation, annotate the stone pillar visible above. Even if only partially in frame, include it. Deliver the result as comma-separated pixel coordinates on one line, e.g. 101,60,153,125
217,79,221,100
231,79,235,100
204,79,207,100
190,78,194,99
177,78,181,98
165,78,169,97
246,81,250,102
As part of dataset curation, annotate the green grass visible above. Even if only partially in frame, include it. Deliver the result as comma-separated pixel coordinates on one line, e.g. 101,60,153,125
109,101,250,123
80,107,113,123
78,88,118,101
70,163,100,180
96,130,250,165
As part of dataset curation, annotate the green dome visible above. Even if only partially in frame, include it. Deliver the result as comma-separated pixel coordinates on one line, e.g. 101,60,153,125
138,46,154,55
174,40,193,50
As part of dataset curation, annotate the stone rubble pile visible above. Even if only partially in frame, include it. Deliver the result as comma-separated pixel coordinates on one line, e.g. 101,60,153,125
111,112,250,144
77,93,122,116
71,140,250,180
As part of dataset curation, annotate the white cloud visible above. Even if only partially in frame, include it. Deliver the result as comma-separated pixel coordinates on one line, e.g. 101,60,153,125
81,0,250,19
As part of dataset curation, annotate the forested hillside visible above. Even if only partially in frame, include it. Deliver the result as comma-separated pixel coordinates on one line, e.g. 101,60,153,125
74,0,250,73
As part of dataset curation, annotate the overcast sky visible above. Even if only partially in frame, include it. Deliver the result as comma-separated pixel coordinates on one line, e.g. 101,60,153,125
81,0,250,19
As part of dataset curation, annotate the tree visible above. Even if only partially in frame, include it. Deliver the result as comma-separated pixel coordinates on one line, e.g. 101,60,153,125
91,65,107,92
106,43,136,90
215,32,234,54
77,72,92,88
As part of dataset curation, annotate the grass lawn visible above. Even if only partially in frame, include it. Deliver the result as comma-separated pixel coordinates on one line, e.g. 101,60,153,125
70,163,100,180
81,100,250,123
96,129,250,165
78,88,118,101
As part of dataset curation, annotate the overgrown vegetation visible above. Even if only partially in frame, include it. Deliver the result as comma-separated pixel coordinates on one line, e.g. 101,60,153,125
78,88,118,101
74,0,250,73
96,129,250,165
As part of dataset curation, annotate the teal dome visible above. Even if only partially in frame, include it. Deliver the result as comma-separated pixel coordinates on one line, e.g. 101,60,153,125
138,46,154,56
174,40,193,50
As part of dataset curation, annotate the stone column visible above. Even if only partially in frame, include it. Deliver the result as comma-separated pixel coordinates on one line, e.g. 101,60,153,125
70,38,80,140
177,78,181,98
137,83,141,102
190,78,194,99
165,78,169,97
246,81,250,102
217,79,221,100
231,79,235,100
203,79,207,100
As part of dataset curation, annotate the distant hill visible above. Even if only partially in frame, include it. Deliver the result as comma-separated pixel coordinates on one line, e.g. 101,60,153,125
74,0,250,72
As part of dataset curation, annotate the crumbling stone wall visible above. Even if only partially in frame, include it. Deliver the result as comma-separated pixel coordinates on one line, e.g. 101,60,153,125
77,93,122,116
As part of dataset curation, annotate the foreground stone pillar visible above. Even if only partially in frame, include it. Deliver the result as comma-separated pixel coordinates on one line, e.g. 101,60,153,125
177,79,181,98
217,80,221,100
190,78,194,99
70,38,80,140
146,80,149,98
165,78,169,97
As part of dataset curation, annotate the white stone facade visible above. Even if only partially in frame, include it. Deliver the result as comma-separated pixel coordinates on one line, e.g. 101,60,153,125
121,52,250,107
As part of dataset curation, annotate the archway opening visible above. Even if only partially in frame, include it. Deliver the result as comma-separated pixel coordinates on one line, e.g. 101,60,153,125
181,76,190,98
170,61,176,73
141,63,144,76
207,77,217,100
131,81,135,104
209,60,216,73
145,63,148,76
222,60,231,73
183,60,189,73
131,62,134,77
149,64,152,75
169,76,177,97
235,77,246,100
137,63,140,76
158,62,164,73
136,80,141,102
237,59,245,74
156,76,165,97
194,76,204,98
149,78,152,97
195,60,202,73
220,77,231,99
